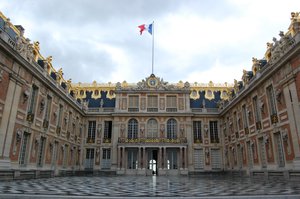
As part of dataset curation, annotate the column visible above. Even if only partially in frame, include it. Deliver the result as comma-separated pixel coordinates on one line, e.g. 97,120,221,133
184,147,188,169
138,147,141,169
117,147,121,169
164,147,167,169
143,147,146,169
158,147,162,169
283,83,300,169
0,76,22,168
99,147,103,169
111,121,119,170
179,147,182,169
122,147,126,169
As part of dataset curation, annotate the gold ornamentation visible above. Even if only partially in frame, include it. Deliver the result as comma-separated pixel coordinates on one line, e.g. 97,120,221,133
106,90,116,99
190,89,200,100
205,90,214,100
190,82,233,100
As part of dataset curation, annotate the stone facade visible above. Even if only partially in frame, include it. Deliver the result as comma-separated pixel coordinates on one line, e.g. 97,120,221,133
0,11,300,179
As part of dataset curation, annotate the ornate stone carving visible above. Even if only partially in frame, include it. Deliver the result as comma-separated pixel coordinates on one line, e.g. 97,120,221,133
275,88,282,104
44,56,53,75
282,129,291,155
267,31,295,65
15,36,34,63
120,124,125,137
56,68,63,84
82,100,89,111
289,12,300,36
160,124,165,137
32,41,40,61
242,70,253,84
115,74,190,91
40,98,45,113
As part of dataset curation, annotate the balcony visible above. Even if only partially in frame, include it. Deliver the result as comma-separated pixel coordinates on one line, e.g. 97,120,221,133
194,138,203,144
43,119,49,128
86,108,115,113
86,137,95,144
147,108,158,112
256,121,262,130
128,108,139,112
118,137,187,145
210,138,220,144
244,127,249,135
166,108,177,112
102,138,111,143
56,126,61,136
26,113,35,122
270,114,278,124
191,108,219,114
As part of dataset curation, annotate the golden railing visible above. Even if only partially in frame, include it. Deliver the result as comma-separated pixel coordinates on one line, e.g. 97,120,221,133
118,137,187,144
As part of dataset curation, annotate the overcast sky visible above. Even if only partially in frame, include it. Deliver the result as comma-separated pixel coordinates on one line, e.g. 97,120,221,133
0,0,297,84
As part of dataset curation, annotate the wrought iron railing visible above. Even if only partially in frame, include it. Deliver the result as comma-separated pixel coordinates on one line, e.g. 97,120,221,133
118,137,187,144
102,138,111,143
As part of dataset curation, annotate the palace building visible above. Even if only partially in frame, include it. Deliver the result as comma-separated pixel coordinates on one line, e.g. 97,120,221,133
0,11,300,179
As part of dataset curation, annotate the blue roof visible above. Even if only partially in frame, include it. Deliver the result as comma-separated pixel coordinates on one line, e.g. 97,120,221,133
190,91,221,109
50,72,57,80
38,59,44,69
84,91,115,108
7,27,17,41
0,18,4,30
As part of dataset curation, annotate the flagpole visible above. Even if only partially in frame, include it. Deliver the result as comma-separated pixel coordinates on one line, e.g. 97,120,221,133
151,21,154,75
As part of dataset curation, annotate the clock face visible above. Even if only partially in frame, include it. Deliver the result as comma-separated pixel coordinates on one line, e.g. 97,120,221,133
150,79,156,85
148,78,157,87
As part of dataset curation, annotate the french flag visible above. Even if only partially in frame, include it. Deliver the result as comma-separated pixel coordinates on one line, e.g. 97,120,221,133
138,23,153,35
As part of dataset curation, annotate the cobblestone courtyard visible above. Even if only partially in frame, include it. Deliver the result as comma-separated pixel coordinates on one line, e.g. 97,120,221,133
0,176,300,198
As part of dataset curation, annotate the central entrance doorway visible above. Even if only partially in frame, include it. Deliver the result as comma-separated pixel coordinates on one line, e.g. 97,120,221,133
148,149,158,175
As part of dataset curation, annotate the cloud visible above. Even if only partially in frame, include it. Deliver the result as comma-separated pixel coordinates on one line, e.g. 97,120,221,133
0,0,298,84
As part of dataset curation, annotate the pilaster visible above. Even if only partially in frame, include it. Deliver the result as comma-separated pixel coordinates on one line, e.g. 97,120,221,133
283,83,300,169
0,75,22,169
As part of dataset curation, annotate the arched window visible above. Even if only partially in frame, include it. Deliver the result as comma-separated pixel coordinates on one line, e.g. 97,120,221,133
167,118,177,139
147,119,158,138
128,119,138,139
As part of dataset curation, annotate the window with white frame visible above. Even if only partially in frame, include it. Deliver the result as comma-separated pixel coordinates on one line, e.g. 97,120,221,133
127,149,138,169
167,149,178,169
147,95,158,112
253,96,261,122
51,141,58,168
37,137,46,167
234,111,238,132
147,119,158,138
103,121,112,142
43,95,52,127
128,119,138,139
267,85,277,116
128,95,139,112
166,95,177,112
242,105,248,128
87,121,96,143
28,85,38,114
209,121,219,143
57,104,63,127
167,118,177,139
19,132,30,166
101,148,111,169
193,121,202,143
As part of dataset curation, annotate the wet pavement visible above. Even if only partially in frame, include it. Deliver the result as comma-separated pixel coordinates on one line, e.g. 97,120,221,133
0,175,300,198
